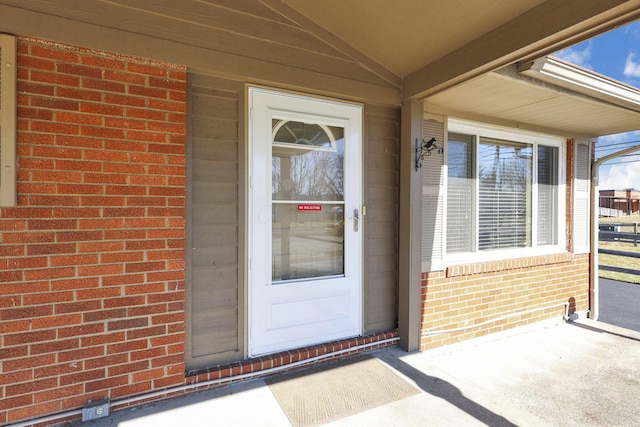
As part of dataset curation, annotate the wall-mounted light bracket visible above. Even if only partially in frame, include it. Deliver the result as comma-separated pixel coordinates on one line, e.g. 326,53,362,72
415,137,442,170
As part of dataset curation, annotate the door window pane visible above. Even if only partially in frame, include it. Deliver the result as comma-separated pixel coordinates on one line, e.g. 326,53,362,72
271,120,346,282
272,203,344,281
272,120,344,201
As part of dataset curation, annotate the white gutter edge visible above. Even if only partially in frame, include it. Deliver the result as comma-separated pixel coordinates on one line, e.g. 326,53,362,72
519,57,640,112
589,144,640,320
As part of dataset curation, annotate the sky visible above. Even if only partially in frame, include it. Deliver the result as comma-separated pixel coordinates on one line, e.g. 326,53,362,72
553,20,640,190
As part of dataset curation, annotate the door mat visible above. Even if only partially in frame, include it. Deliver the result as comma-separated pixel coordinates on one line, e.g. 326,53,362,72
266,355,419,426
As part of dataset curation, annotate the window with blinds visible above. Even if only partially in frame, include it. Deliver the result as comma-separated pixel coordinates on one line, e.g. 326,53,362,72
446,121,564,257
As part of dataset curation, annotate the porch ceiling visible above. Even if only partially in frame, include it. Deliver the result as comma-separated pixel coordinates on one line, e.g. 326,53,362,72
425,60,640,138
281,0,546,78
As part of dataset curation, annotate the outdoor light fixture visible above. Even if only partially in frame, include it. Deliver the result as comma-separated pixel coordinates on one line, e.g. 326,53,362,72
415,137,442,170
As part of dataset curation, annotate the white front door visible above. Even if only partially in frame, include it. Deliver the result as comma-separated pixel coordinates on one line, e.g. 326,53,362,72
248,88,363,356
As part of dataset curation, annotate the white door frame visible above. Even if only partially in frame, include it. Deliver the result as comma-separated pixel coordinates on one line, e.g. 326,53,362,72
248,87,363,356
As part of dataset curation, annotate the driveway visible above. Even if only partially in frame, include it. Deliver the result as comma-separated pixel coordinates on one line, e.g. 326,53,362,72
599,277,640,332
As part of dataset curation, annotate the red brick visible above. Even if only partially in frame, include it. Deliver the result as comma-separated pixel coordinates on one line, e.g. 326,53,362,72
24,266,75,280
102,295,145,309
104,69,145,84
82,332,126,348
0,345,29,360
152,373,184,389
132,368,165,383
27,218,78,230
31,120,80,135
0,320,31,338
29,44,80,63
128,62,167,77
84,375,129,393
7,401,60,424
84,149,130,162
0,245,25,257
107,339,148,355
125,261,166,273
80,102,125,116
152,312,184,325
56,230,103,241
108,360,149,377
58,87,103,101
127,325,166,340
6,377,58,398
102,273,146,287
103,162,146,174
59,369,105,387
31,313,82,329
55,300,102,314
75,287,122,300
51,277,100,291
58,346,105,363
78,264,124,277
0,370,33,387
111,381,153,399
18,106,54,120
22,291,74,305
3,394,33,410
82,78,126,93
3,354,56,372
78,241,124,253
17,81,55,96
128,303,167,317
108,317,148,331
30,69,81,87
1,305,53,321
131,347,165,362
34,384,84,404
58,323,105,339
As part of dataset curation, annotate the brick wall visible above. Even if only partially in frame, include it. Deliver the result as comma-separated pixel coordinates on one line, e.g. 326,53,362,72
0,38,187,424
420,254,590,350
420,139,590,350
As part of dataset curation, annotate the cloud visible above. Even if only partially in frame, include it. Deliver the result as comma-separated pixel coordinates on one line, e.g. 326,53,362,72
597,131,640,190
624,52,640,78
553,42,593,69
599,160,640,190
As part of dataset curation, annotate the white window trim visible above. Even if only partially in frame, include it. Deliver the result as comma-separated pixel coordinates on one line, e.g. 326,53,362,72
0,34,17,207
444,119,567,265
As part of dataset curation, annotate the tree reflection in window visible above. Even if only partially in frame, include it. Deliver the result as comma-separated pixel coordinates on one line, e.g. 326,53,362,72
271,120,344,201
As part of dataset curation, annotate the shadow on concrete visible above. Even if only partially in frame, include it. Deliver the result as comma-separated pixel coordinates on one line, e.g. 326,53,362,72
387,357,517,427
567,320,640,343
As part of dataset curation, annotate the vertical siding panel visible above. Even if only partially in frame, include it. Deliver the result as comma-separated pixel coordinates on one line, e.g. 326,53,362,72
186,73,243,369
363,105,400,333
421,114,446,272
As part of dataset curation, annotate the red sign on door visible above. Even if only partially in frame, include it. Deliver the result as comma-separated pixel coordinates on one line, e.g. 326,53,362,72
297,204,322,211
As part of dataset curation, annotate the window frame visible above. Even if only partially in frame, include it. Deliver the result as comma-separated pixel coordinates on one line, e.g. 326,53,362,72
0,33,17,207
445,119,566,264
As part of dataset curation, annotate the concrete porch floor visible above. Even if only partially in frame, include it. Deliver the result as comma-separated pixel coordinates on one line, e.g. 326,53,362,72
79,318,640,427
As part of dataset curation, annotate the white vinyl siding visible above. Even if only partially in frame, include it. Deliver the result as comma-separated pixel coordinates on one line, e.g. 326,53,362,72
573,139,591,254
0,34,16,206
445,119,565,263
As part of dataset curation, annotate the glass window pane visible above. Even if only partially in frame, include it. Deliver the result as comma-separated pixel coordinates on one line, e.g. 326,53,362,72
272,120,344,202
478,137,532,251
447,133,474,253
272,203,344,281
537,145,558,245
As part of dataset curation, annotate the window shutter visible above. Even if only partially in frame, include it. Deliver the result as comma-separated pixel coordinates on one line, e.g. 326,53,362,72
421,114,445,271
0,34,17,206
573,139,591,254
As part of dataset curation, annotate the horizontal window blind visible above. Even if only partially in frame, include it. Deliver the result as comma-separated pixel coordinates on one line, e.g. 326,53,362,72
478,138,531,251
